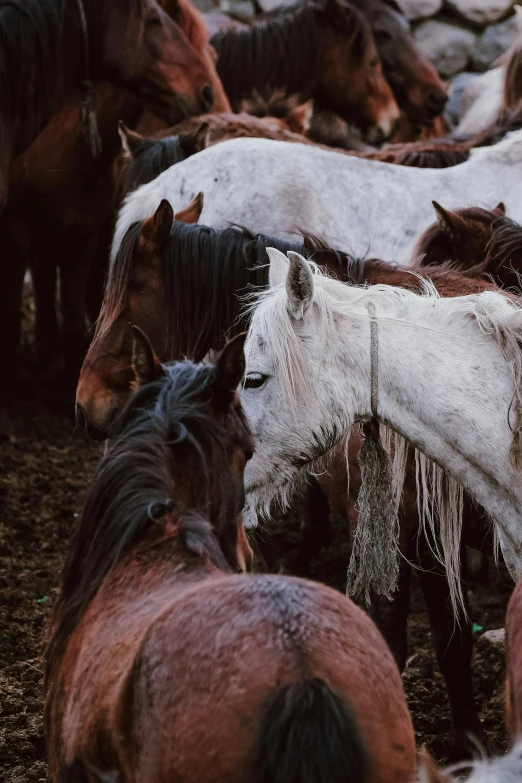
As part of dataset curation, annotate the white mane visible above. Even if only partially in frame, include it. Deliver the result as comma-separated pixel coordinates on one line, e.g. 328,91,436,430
243,257,522,611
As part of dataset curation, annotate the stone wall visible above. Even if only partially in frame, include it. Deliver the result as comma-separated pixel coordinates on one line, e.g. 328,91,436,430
400,0,520,85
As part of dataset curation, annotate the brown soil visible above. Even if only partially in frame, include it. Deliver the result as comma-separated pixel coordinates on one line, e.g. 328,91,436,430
0,391,512,781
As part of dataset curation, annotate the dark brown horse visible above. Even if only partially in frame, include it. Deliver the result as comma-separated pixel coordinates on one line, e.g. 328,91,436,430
0,0,215,214
412,201,522,293
210,0,400,145
1,0,221,405
75,202,508,756
255,0,447,127
47,331,416,783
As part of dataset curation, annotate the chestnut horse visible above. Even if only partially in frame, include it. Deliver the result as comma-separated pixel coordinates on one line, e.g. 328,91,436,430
1,0,220,400
256,0,447,127
210,0,400,145
412,201,522,293
75,200,506,755
47,331,416,783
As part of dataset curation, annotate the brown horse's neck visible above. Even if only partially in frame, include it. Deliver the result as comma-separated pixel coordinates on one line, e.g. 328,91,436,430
363,257,497,296
1,0,85,159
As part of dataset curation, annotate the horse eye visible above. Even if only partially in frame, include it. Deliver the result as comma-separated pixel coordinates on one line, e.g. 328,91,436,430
146,15,163,27
374,29,391,43
243,373,268,390
370,58,379,68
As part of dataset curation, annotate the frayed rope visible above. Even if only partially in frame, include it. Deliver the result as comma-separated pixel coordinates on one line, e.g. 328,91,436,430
346,302,400,604
346,419,400,604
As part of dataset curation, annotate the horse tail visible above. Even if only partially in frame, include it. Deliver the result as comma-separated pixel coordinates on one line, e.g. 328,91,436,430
255,677,369,783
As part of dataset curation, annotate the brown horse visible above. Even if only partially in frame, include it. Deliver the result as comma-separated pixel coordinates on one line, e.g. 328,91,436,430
47,331,416,783
210,0,400,145
411,201,522,293
256,0,447,127
118,97,316,192
75,201,508,756
1,0,222,400
0,0,215,215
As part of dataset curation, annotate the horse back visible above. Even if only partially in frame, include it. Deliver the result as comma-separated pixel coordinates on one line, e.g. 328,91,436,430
124,574,415,783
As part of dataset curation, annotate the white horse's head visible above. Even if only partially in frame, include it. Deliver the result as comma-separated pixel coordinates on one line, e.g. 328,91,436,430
240,247,365,526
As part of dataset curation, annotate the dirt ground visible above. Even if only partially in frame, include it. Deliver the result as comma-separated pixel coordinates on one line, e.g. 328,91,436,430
0,385,513,782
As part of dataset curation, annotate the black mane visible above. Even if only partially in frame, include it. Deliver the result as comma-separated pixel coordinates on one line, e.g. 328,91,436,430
486,215,522,288
125,134,189,193
46,359,233,683
0,0,144,158
103,221,364,361
210,0,369,109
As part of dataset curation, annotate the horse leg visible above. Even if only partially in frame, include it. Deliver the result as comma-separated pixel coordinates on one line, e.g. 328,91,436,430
417,533,486,757
367,556,412,671
289,477,331,577
59,236,95,392
0,234,26,438
31,258,60,374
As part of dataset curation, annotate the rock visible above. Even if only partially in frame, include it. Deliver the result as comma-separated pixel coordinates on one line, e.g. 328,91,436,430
446,0,515,27
254,0,294,10
414,19,477,78
471,15,520,70
396,0,442,21
446,71,479,123
480,628,506,649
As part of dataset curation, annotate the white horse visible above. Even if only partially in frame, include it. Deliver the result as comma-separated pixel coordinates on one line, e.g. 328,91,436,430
240,247,522,588
113,131,522,265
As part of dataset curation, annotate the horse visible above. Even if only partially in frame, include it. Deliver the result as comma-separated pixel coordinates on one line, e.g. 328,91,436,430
46,330,417,783
0,0,215,215
241,247,522,616
76,204,359,439
353,97,522,170
412,202,522,294
118,97,315,193
209,0,400,145
251,0,447,127
1,0,222,399
76,200,506,752
112,132,522,266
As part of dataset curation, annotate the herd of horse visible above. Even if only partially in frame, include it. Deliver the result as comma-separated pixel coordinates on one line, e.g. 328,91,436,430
8,0,522,780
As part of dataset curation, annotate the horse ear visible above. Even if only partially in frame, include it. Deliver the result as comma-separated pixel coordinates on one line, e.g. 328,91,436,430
131,326,164,388
267,247,290,288
286,99,314,135
495,201,506,215
432,201,467,237
118,121,153,159
139,200,174,252
215,333,247,394
174,192,204,224
286,251,314,320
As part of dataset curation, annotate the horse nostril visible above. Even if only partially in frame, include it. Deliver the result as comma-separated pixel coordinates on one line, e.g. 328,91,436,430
75,403,87,431
427,90,448,114
199,85,214,112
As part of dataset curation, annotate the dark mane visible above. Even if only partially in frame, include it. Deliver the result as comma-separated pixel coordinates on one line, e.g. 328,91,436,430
125,135,189,193
210,0,370,109
46,359,232,683
0,0,144,157
101,222,363,360
397,148,469,168
486,215,522,282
